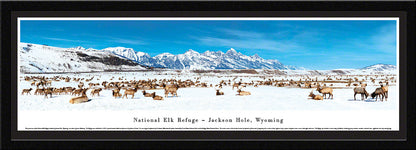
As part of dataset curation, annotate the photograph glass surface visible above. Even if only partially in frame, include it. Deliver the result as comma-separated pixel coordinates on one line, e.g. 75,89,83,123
17,18,399,131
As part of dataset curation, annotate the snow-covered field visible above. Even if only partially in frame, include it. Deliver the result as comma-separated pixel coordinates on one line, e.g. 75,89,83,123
17,71,399,131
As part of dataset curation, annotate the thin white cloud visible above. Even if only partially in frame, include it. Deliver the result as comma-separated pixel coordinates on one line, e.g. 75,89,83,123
42,37,83,43
196,28,306,52
109,37,146,45
349,23,397,54
370,24,397,54
75,33,147,45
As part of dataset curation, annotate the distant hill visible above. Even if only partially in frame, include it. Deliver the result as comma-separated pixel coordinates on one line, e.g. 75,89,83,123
19,43,147,73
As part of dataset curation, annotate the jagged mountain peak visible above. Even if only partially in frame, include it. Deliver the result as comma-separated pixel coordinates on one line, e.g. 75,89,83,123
74,46,86,50
185,49,199,55
103,47,134,51
226,48,238,54
21,43,299,70
251,54,261,59
202,50,212,55
104,47,298,70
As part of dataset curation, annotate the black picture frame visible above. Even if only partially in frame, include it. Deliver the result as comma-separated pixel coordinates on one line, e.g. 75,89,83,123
2,1,415,150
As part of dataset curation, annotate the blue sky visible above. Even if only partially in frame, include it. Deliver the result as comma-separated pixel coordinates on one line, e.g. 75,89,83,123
20,20,397,70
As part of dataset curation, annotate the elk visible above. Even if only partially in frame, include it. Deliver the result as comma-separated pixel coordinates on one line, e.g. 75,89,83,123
112,88,122,99
152,93,164,100
35,82,43,88
353,87,369,100
34,88,44,95
123,88,138,99
361,83,367,87
232,82,241,90
78,82,84,88
163,84,179,98
21,88,32,95
43,87,54,98
308,91,323,100
371,87,386,101
46,80,52,86
381,85,388,100
316,85,333,99
64,87,75,95
71,89,83,96
236,86,251,96
53,88,64,95
216,89,224,96
90,88,102,97
69,88,89,104
142,90,154,97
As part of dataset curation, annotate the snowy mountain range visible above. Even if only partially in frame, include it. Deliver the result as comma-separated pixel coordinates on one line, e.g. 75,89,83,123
281,64,397,75
102,47,299,70
19,43,147,73
18,42,397,75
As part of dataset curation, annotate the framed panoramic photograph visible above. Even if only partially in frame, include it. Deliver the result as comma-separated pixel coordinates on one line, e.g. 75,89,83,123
2,1,415,150
15,17,402,131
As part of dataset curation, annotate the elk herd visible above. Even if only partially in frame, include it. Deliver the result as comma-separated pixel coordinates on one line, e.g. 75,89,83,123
20,74,395,104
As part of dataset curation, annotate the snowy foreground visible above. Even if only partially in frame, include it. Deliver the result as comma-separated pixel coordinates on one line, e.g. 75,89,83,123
18,71,399,131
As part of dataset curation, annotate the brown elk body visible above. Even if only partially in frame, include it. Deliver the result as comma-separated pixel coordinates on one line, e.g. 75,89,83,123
316,85,333,99
34,88,44,95
164,84,179,98
381,85,388,100
142,90,154,97
64,87,75,95
152,94,164,100
69,89,89,104
353,87,369,100
72,89,83,96
216,89,224,96
371,87,386,101
53,88,64,95
46,80,52,86
78,82,84,88
123,88,138,99
112,88,122,98
43,88,54,98
308,91,323,100
21,88,32,95
236,86,251,96
90,88,102,97
232,82,241,90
